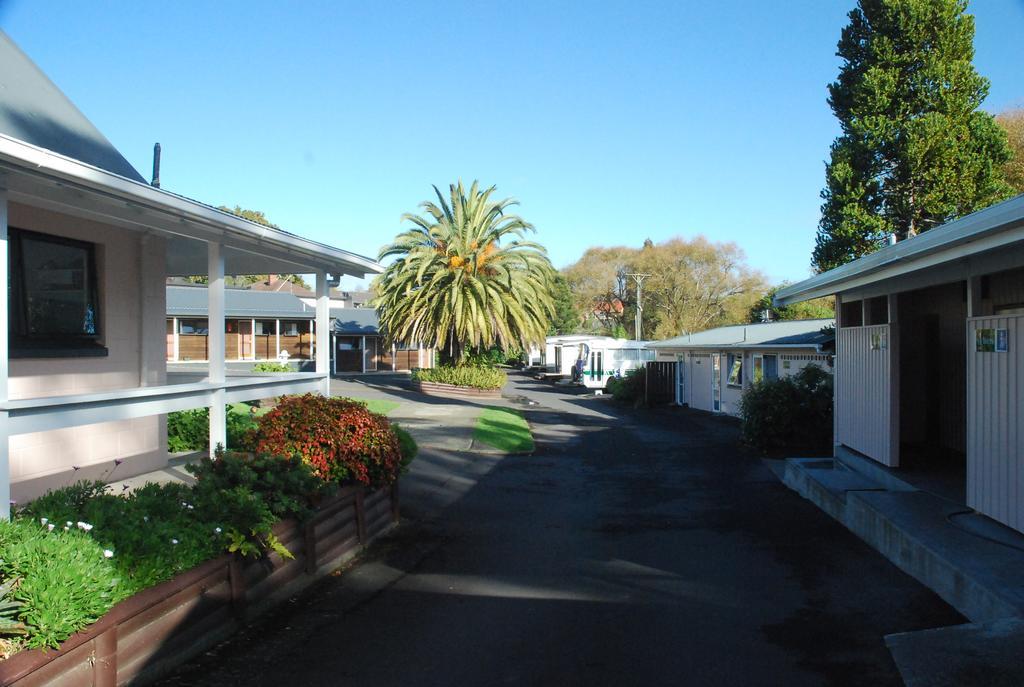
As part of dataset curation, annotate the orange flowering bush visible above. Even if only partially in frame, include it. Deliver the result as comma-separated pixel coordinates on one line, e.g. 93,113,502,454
247,395,403,487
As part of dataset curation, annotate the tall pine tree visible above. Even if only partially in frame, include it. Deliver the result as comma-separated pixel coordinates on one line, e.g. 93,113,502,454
812,0,1014,272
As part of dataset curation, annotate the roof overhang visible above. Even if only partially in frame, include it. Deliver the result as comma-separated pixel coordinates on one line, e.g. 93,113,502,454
775,194,1024,306
0,134,382,278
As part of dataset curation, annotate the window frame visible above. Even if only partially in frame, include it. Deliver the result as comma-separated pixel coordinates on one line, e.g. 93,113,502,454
9,227,107,358
726,353,743,388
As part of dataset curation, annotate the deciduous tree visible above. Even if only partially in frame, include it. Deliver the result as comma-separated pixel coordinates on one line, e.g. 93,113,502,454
996,108,1024,194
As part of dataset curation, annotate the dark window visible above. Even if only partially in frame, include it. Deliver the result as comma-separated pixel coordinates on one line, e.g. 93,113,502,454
727,353,743,387
179,319,208,335
840,300,863,327
866,296,889,325
9,228,106,357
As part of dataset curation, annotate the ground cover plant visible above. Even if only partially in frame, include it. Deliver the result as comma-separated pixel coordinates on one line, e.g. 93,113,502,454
412,365,507,390
738,365,834,454
0,395,416,653
473,406,534,453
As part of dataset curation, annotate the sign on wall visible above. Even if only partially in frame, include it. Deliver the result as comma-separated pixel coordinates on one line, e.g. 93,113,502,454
870,332,887,350
976,328,1009,353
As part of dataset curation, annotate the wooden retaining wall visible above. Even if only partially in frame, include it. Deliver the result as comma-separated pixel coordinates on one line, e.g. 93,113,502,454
411,380,502,399
0,484,399,687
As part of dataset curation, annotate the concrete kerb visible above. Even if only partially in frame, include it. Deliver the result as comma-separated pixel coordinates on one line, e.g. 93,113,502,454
782,453,1024,685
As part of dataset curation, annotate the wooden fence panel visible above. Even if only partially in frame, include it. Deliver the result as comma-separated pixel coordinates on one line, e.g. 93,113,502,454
645,361,677,405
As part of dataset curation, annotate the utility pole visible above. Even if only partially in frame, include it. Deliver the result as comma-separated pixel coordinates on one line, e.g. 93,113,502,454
626,273,650,341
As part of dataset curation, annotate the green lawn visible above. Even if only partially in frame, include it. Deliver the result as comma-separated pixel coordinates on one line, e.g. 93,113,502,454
473,406,534,453
229,402,272,417
346,397,400,416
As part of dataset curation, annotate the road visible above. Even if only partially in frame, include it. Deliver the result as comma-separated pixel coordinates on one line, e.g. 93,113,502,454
160,372,962,686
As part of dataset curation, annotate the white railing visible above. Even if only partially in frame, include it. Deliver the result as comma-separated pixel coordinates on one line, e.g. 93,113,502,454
0,373,326,436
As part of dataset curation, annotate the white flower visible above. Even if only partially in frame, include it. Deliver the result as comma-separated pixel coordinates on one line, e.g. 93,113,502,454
77,521,93,532
214,527,222,534
103,549,114,559
40,517,48,526
187,504,194,510
47,524,55,532
171,538,179,545
66,521,73,528
63,526,69,531
143,516,149,522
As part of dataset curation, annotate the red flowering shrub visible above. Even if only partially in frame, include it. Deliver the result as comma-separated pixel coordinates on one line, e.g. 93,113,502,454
247,395,403,487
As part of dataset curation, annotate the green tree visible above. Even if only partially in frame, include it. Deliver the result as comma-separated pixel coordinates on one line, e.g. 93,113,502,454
748,285,835,323
996,108,1024,194
812,0,1014,272
179,207,309,288
548,274,581,335
374,181,556,363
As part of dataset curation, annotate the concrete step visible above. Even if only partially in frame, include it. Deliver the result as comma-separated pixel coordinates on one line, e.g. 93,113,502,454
783,457,885,521
886,618,1024,687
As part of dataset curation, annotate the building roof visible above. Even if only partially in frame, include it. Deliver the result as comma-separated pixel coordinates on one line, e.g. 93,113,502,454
0,33,382,280
331,309,381,335
775,194,1024,306
0,32,145,182
167,285,314,319
650,319,834,350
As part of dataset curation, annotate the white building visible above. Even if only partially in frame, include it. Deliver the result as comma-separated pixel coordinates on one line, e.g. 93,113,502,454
775,194,1024,533
0,32,379,514
649,319,834,416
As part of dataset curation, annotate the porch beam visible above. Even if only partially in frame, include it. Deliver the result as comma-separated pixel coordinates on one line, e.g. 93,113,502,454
208,242,226,456
0,187,9,518
316,271,331,395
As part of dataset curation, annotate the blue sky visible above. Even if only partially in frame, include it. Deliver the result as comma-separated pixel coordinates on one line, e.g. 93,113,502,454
2,1,1022,289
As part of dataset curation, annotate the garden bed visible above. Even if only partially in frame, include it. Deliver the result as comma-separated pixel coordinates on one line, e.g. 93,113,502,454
0,484,399,687
411,379,503,399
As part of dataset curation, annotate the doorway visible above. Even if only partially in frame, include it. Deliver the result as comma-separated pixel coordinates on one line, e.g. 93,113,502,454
711,353,722,412
676,354,686,405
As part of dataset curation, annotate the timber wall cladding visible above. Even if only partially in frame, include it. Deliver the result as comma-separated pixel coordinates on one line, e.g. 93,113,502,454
0,484,400,687
967,315,1024,533
837,324,897,467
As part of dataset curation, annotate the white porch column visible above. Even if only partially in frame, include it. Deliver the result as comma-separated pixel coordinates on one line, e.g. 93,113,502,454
250,318,256,359
0,188,9,518
172,317,180,361
275,319,281,359
315,271,331,395
207,242,226,456
361,336,367,373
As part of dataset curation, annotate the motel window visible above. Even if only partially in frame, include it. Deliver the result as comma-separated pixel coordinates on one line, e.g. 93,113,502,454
179,319,208,335
865,296,888,325
281,321,301,336
840,300,863,327
727,353,743,388
254,320,276,335
754,354,778,384
9,228,105,357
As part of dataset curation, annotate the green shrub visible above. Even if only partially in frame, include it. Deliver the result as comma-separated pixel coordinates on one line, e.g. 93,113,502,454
606,368,645,405
247,394,404,488
392,424,418,472
412,365,507,390
739,365,834,453
0,519,123,649
167,406,259,452
187,450,323,523
253,361,293,373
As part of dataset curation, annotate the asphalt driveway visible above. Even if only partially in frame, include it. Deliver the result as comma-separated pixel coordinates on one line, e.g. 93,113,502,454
160,372,962,686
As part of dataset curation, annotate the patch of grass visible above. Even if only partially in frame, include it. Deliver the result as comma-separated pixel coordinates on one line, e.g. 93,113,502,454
339,397,400,416
229,402,272,417
473,406,534,453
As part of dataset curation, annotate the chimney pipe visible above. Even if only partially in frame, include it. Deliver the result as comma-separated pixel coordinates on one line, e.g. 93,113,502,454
151,142,161,188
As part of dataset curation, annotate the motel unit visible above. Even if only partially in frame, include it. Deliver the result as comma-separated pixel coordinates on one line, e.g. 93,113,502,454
775,194,1024,533
649,319,834,416
0,32,379,512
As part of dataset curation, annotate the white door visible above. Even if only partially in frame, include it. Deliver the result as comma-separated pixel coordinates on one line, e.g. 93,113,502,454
711,353,722,412
676,354,686,405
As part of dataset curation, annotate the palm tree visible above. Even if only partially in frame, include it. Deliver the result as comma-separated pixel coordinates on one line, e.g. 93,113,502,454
374,181,556,363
